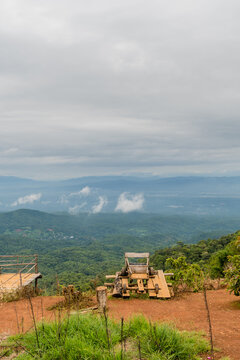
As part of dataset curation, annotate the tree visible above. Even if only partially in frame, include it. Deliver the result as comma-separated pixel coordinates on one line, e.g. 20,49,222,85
166,256,204,293
224,255,240,296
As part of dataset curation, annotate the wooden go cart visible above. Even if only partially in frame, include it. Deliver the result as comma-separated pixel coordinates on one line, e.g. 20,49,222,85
105,252,173,299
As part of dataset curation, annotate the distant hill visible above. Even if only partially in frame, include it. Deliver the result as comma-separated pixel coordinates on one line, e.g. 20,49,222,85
1,175,240,215
1,209,240,242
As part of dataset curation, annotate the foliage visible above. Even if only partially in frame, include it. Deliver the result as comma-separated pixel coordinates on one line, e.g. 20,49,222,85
151,234,236,272
208,249,231,279
10,314,209,360
152,232,240,281
166,257,204,292
208,238,240,279
224,255,240,296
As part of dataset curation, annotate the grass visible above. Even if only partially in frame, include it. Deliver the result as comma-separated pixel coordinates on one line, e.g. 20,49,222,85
7,313,210,360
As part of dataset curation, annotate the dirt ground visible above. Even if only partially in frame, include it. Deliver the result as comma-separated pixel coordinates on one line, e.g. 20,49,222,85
108,289,240,360
0,290,239,359
0,296,64,336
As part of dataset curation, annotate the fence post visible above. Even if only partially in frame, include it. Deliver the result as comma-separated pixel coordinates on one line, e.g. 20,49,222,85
19,272,22,287
35,255,38,273
96,286,107,311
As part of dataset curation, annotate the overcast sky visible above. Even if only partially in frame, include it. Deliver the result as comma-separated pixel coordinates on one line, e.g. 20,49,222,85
1,0,240,180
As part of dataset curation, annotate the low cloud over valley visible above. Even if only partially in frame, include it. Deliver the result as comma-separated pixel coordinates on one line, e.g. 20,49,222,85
92,196,108,214
11,193,42,207
115,192,144,213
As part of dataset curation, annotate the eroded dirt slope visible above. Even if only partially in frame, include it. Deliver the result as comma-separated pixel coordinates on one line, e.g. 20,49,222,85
0,296,63,335
0,290,239,359
108,289,240,360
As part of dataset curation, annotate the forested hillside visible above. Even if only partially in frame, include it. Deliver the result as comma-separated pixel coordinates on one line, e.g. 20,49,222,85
151,232,238,272
0,209,240,292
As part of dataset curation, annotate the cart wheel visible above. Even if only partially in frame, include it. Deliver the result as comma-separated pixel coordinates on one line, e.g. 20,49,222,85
155,284,159,294
123,283,127,294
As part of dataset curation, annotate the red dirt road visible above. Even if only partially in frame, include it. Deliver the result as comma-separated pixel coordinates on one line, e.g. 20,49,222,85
0,296,63,336
108,289,240,360
0,290,239,359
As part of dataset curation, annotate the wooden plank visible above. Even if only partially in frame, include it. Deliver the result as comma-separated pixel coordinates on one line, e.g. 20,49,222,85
23,273,42,287
121,278,130,297
137,279,144,292
125,252,149,258
0,273,41,290
157,270,171,298
105,275,116,279
130,274,149,280
147,278,157,297
152,275,161,298
0,255,36,258
0,263,35,267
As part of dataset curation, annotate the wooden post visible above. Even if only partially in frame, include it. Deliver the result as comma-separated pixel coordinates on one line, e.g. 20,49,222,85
35,278,38,295
35,255,38,273
96,286,107,311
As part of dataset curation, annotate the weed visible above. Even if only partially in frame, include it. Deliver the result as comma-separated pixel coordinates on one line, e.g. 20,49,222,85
0,285,38,303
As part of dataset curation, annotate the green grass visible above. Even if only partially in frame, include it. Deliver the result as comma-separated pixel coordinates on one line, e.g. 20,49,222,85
10,313,210,360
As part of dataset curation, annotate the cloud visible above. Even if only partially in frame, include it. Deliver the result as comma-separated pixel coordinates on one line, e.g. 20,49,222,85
168,205,184,209
59,186,91,204
11,193,42,206
69,186,91,197
68,202,87,215
1,1,240,178
91,196,107,214
115,192,144,213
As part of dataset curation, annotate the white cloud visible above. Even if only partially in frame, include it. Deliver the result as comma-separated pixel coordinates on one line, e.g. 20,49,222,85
11,193,42,206
69,186,91,197
115,192,144,213
168,205,184,209
59,186,91,204
91,196,107,214
68,202,87,215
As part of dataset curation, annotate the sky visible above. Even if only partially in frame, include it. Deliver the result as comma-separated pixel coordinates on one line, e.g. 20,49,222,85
1,0,240,180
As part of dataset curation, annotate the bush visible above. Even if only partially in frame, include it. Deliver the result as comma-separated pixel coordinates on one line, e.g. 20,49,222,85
0,285,38,302
166,256,204,293
224,255,240,296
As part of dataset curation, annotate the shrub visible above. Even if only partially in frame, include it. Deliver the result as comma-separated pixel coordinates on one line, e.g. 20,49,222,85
166,256,204,293
224,255,240,296
0,285,37,302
